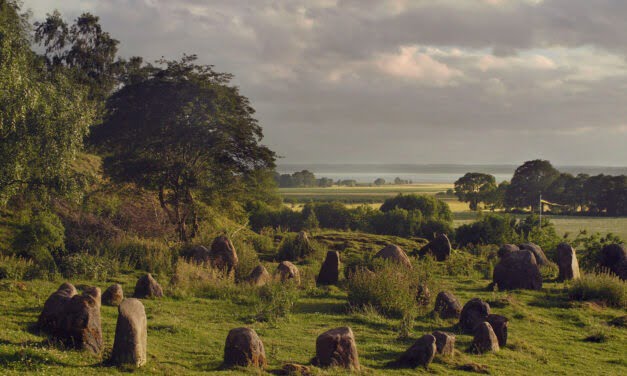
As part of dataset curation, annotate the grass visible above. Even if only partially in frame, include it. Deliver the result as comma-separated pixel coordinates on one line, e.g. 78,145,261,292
0,247,626,375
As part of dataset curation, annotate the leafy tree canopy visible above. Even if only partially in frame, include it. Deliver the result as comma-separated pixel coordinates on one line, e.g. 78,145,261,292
92,55,276,240
454,172,497,210
505,159,560,210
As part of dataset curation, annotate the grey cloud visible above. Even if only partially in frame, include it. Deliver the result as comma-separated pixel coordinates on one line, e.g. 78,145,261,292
22,0,627,165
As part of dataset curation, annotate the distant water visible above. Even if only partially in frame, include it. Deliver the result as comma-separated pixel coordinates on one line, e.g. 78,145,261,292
277,164,627,184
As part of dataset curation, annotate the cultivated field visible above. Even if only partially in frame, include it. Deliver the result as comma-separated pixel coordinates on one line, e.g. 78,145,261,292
280,185,627,240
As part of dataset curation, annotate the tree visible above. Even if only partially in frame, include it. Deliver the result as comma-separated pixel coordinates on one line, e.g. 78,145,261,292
34,11,123,105
92,56,276,240
0,1,95,204
374,178,386,186
453,172,497,210
380,194,452,222
505,160,560,210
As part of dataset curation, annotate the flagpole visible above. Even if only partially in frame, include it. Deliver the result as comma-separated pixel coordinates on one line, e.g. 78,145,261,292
539,194,542,228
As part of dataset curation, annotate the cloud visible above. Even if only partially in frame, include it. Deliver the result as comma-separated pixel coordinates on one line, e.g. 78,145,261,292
21,0,627,165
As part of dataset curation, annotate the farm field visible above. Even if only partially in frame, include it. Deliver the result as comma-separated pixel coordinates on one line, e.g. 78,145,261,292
279,185,627,240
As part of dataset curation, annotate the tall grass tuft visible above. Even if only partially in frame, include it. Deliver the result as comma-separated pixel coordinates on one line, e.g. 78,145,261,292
569,271,627,308
347,260,430,318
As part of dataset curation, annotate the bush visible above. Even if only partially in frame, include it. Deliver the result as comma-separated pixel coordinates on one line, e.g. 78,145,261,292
569,271,627,308
106,236,177,274
169,260,236,299
254,281,300,323
250,234,275,255
571,231,624,271
232,238,260,282
248,202,302,232
12,211,65,273
0,256,40,280
380,194,452,222
455,213,520,247
58,253,120,280
276,232,321,261
347,261,429,318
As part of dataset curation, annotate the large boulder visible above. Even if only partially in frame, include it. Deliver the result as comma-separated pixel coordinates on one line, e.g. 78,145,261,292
556,243,580,281
391,334,436,369
133,273,164,298
432,331,455,357
498,244,519,258
470,322,499,354
493,250,542,290
374,244,412,268
186,245,211,264
312,327,359,369
247,265,271,287
459,298,490,334
433,291,462,319
486,314,508,347
518,242,549,266
111,298,147,367
419,234,452,261
210,236,239,274
38,282,77,332
223,327,266,368
38,283,103,353
317,251,340,285
276,261,301,285
59,292,103,353
83,286,101,308
599,244,627,280
102,284,124,306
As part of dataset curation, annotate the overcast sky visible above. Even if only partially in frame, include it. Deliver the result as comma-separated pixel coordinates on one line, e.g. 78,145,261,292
24,0,627,166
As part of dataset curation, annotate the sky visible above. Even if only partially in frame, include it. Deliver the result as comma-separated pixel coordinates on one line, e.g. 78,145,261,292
23,0,627,166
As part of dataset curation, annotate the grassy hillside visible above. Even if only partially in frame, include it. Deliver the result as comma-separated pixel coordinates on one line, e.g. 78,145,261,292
0,231,625,375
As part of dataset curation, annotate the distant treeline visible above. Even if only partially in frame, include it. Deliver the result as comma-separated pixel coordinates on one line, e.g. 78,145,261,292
248,194,452,240
455,160,627,216
274,170,411,188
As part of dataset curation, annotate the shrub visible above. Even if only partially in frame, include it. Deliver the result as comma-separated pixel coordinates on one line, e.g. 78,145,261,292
169,260,236,299
106,236,177,274
347,261,429,318
380,194,452,222
455,213,520,247
12,211,65,273
248,202,302,232
254,281,300,323
0,256,40,280
571,231,624,271
232,238,260,282
58,253,120,280
276,232,321,261
569,271,627,308
250,234,275,255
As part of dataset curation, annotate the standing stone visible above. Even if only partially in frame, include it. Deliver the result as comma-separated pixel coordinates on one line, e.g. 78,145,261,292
374,244,412,268
102,284,124,306
59,293,103,353
556,243,580,281
187,245,211,264
210,236,239,274
498,244,519,258
599,244,627,280
83,286,101,308
38,282,77,332
312,327,360,369
493,250,542,290
471,322,500,354
459,298,490,334
247,265,271,286
433,291,462,319
486,314,508,347
432,331,456,357
223,327,266,368
518,242,549,266
276,261,301,285
133,273,164,298
317,251,340,285
419,234,452,261
111,298,147,367
391,334,436,369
